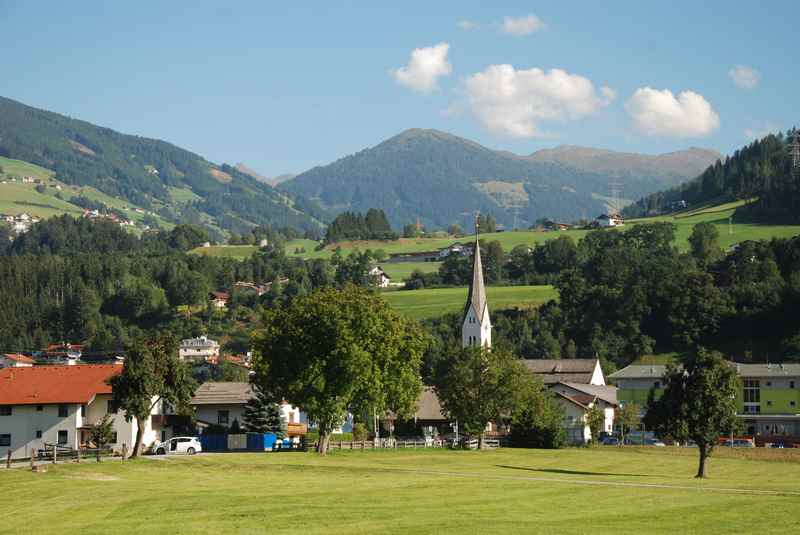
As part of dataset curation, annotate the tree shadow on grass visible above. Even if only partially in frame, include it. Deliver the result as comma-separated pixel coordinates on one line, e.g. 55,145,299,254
497,465,652,478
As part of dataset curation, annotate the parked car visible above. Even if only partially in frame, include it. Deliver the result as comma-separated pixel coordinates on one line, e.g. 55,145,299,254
644,438,666,447
723,438,755,448
153,436,202,455
601,437,620,446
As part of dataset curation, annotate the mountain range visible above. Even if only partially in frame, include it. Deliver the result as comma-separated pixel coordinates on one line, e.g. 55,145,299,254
281,128,721,229
0,96,722,235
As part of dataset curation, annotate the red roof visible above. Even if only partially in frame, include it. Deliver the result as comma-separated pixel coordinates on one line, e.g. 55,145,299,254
2,353,36,364
0,365,121,406
209,291,230,300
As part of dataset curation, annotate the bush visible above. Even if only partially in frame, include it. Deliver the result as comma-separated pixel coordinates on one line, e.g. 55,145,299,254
305,431,355,443
352,423,368,441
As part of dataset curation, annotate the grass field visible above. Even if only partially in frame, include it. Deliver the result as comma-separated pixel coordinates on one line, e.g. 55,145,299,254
383,285,557,319
381,261,441,281
0,155,55,180
2,448,799,534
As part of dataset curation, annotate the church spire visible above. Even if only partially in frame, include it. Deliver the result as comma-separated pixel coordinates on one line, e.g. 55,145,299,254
462,215,491,348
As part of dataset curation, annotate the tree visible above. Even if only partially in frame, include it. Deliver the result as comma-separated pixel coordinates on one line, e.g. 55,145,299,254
434,345,540,449
585,404,605,444
688,222,722,267
252,285,426,454
644,349,741,478
89,414,115,454
110,334,196,458
616,403,641,446
242,384,287,438
510,386,565,449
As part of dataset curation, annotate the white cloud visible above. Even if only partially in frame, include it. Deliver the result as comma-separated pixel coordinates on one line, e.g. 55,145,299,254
744,124,779,140
463,64,615,138
501,15,546,36
458,19,478,30
729,65,760,89
391,42,452,93
625,87,720,138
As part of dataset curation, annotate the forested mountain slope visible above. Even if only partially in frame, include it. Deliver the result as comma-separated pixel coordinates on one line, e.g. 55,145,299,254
624,130,799,222
281,128,719,229
0,96,325,237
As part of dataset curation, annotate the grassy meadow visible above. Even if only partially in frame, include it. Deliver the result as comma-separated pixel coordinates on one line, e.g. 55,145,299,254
383,285,557,320
2,448,799,534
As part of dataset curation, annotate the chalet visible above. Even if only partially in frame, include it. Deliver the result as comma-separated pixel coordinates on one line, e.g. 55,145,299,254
0,365,168,459
209,291,230,309
190,382,304,436
0,354,35,369
178,336,220,363
596,214,624,228
368,266,391,288
551,382,617,444
521,359,606,386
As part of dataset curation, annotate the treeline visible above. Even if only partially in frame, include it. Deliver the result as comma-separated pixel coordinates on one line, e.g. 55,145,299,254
324,208,397,244
420,223,800,374
624,130,799,222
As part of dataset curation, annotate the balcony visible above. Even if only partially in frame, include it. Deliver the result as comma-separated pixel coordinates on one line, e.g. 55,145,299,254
287,422,307,436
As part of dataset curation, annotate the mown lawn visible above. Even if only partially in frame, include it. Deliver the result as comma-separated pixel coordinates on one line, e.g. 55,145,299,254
383,285,557,320
2,447,799,534
381,261,442,281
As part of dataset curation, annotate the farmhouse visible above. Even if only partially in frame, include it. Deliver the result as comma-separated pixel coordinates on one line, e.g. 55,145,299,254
0,353,35,368
190,382,304,436
368,265,391,288
0,365,167,459
209,291,230,309
610,363,800,440
596,213,624,227
521,359,606,386
178,336,220,363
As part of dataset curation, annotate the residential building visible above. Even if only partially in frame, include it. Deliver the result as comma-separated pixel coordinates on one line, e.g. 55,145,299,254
551,382,617,443
521,359,606,386
609,363,800,438
0,365,167,459
368,266,391,288
190,382,305,436
0,354,35,368
209,291,230,309
596,214,624,228
38,344,82,365
178,336,220,363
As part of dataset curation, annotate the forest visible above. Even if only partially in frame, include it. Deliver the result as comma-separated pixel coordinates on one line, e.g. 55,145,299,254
624,130,800,222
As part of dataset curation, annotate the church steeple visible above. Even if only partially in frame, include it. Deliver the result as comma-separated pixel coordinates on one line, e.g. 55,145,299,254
462,216,491,348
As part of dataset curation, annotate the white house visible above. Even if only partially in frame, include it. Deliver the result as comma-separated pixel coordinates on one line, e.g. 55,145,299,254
551,382,617,443
209,291,230,309
596,214,624,228
0,365,166,459
179,336,220,363
368,266,391,288
190,382,304,435
0,353,35,369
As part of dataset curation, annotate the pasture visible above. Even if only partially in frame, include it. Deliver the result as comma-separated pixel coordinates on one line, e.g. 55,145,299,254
2,447,798,534
383,285,557,320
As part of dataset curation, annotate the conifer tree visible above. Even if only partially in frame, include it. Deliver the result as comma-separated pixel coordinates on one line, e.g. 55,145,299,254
243,385,287,438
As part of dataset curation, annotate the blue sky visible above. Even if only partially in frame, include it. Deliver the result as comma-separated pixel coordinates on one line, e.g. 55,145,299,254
1,1,797,175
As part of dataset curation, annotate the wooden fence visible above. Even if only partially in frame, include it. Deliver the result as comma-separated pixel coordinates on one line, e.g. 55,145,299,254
318,437,506,451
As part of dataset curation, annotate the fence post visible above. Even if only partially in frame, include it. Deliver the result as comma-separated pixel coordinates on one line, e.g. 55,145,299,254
6,450,10,469
76,448,81,463
122,443,127,461
30,449,35,470
52,444,57,464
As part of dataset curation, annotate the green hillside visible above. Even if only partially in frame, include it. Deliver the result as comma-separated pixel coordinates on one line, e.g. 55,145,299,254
0,96,325,238
383,285,557,320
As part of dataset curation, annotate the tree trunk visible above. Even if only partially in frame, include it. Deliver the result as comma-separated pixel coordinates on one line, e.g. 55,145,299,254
131,419,145,458
478,432,485,450
696,443,709,478
316,429,331,455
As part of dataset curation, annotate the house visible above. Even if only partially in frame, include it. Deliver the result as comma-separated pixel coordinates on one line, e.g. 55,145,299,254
0,354,35,368
234,281,268,296
596,214,624,228
521,359,606,386
551,382,618,444
209,291,230,309
609,363,800,439
178,336,220,363
0,365,168,459
368,266,391,288
190,382,304,436
259,238,269,247
540,220,573,232
39,344,83,365
437,243,471,260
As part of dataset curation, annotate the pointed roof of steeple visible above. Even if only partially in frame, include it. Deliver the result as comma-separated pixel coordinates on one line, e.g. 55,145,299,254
463,225,488,323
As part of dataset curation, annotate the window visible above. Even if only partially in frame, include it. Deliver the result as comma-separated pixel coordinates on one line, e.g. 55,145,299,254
107,400,118,414
654,381,661,389
218,410,229,425
110,432,117,444
58,405,69,418
36,405,43,412
80,405,86,417
0,434,10,447
57,430,68,445
766,381,772,387
743,380,760,414
0,406,11,416
791,381,796,389
35,430,42,439
766,400,773,407
790,401,796,408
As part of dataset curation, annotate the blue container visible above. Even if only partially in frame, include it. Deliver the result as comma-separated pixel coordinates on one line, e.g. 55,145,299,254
246,432,278,451
200,434,229,452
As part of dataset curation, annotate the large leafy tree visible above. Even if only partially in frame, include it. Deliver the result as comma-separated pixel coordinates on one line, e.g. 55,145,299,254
434,345,543,449
644,349,741,478
110,334,196,457
252,285,427,454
